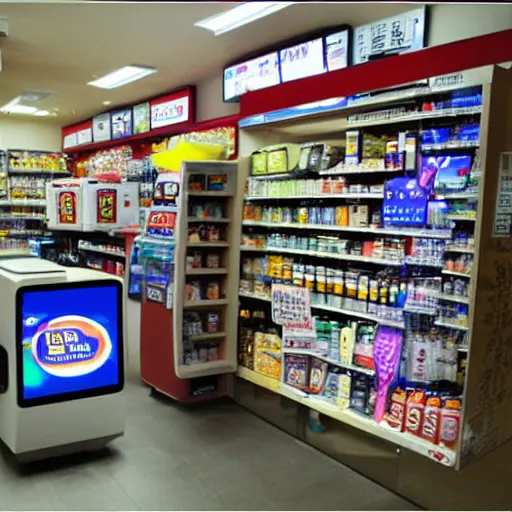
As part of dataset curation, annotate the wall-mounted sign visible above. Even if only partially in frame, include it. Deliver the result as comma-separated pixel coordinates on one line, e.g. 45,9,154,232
353,7,426,65
150,93,190,130
133,102,150,135
280,38,327,83
63,125,93,149
111,109,133,140
92,113,111,143
326,29,349,71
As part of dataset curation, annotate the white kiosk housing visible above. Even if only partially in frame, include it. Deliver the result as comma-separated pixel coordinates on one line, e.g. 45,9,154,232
0,257,125,461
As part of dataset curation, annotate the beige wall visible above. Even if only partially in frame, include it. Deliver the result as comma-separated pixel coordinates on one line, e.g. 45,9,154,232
0,118,61,151
195,74,239,123
428,4,512,47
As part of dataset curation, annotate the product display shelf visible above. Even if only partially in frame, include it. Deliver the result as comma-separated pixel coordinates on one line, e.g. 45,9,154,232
241,221,452,239
173,160,239,379
77,241,126,259
236,367,456,466
245,193,384,201
233,65,512,477
241,245,403,266
239,290,405,329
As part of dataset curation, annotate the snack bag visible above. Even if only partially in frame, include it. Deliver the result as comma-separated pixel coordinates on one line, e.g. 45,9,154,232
284,355,309,391
309,358,328,395
384,388,407,431
338,371,351,410
439,398,462,450
405,390,426,437
420,395,441,445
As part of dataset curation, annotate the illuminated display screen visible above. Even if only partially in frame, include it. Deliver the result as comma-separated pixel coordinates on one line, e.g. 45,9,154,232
325,30,349,71
17,281,123,407
224,52,280,102
280,38,327,83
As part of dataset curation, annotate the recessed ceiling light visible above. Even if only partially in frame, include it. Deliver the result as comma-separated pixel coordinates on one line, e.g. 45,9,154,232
195,2,294,36
0,97,38,114
88,66,157,90
34,110,49,117
103,100,112,105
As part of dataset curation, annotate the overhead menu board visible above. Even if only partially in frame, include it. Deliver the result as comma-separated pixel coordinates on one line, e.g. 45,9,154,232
223,52,280,102
353,7,426,65
280,38,327,83
325,29,349,72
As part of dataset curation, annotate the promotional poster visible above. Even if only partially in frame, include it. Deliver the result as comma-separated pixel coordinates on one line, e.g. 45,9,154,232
20,284,120,401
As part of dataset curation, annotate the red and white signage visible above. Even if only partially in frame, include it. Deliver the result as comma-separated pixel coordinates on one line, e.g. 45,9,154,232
150,91,191,130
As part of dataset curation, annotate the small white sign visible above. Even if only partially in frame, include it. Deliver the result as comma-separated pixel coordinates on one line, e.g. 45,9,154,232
150,96,189,130
93,113,111,143
494,152,512,237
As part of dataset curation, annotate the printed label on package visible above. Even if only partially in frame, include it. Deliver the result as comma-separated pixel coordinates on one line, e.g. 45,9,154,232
96,189,117,224
494,152,512,237
271,284,314,336
58,191,77,224
146,285,165,304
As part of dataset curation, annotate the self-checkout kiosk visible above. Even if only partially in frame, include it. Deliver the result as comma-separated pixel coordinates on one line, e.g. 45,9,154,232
0,256,125,461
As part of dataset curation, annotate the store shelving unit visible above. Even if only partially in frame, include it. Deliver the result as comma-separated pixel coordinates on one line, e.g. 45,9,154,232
232,64,512,477
172,161,239,379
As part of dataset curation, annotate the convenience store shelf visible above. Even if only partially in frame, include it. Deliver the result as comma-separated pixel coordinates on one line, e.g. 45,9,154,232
188,191,233,197
444,246,475,254
442,269,472,278
236,367,456,467
282,347,375,376
187,217,231,223
447,214,477,222
239,291,405,329
245,193,384,201
187,242,229,248
8,169,71,176
0,215,44,221
434,320,469,331
437,192,479,200
186,268,228,275
240,245,403,266
0,199,47,207
189,331,226,342
319,167,400,176
184,299,229,308
347,106,482,129
242,220,452,239
77,245,126,258
0,248,31,256
178,359,236,378
438,294,471,305
421,140,479,151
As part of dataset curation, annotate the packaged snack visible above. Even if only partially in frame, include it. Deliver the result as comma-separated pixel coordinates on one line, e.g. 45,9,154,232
309,358,328,394
206,253,220,269
405,390,426,437
439,398,461,450
284,354,309,390
353,324,376,370
186,281,201,301
338,371,352,410
206,281,220,300
421,395,441,445
384,388,407,430
207,312,219,333
254,348,281,380
339,324,355,365
350,374,370,414
322,369,340,405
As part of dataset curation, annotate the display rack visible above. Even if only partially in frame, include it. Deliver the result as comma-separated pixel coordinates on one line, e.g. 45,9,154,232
233,64,512,477
173,161,239,379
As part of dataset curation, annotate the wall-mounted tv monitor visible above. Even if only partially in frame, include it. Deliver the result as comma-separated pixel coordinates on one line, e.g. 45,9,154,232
223,52,280,102
17,281,124,407
280,38,327,83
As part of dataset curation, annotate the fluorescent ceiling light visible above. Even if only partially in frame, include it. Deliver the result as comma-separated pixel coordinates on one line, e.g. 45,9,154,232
195,2,294,36
0,97,38,114
88,66,157,90
34,110,49,117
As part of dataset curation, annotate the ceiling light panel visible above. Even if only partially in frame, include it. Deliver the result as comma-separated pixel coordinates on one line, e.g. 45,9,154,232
195,2,294,36
88,66,157,90
0,97,38,114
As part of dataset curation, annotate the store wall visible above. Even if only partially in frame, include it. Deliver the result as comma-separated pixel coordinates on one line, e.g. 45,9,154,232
428,4,512,47
195,74,239,123
0,118,61,151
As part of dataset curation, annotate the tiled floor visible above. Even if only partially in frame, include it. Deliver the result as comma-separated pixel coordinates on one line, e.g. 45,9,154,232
0,300,416,511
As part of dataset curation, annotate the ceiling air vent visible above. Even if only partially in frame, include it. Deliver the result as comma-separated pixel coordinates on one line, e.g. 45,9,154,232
20,90,56,103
